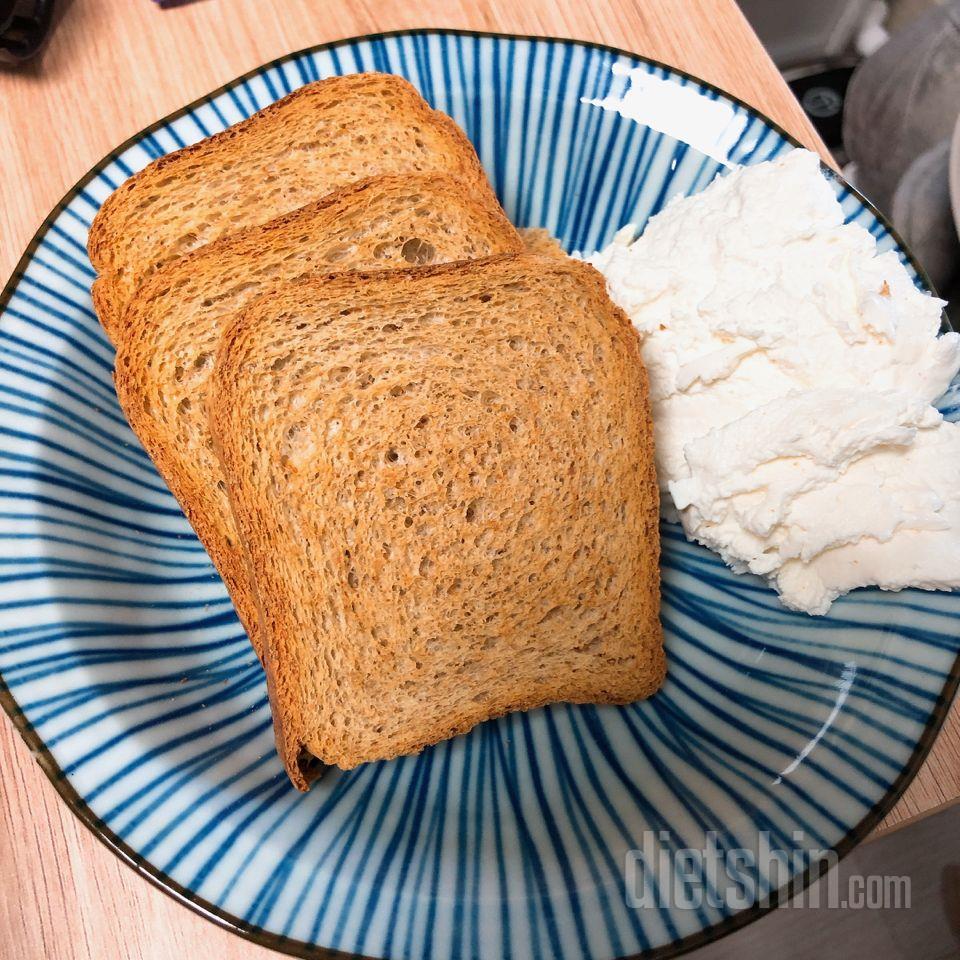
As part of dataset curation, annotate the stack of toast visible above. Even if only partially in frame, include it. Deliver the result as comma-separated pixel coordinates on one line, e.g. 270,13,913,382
90,72,664,789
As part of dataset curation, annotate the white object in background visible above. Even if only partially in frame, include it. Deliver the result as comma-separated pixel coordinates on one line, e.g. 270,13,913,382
855,0,891,57
588,148,960,614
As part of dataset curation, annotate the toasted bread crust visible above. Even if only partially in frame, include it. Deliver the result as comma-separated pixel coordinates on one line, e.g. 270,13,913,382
114,174,522,659
211,254,664,788
89,73,499,338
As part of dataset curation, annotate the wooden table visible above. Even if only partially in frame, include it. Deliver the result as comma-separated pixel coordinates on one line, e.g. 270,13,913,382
1,2,957,958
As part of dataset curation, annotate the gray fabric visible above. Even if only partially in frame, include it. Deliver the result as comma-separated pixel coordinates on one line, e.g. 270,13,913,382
843,1,960,213
892,137,960,290
951,111,960,237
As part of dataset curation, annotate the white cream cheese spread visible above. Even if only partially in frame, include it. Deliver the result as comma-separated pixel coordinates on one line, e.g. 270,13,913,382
588,148,960,614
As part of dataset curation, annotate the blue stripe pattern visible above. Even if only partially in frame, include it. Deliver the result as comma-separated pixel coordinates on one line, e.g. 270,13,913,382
1,31,957,960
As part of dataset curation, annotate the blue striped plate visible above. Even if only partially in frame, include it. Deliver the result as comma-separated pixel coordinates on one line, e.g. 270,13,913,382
1,29,957,960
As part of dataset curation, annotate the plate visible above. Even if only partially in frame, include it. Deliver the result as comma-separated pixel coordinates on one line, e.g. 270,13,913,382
1,30,958,960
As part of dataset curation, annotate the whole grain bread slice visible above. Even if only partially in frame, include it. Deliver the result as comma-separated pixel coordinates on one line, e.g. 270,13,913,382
210,254,664,787
114,174,523,657
89,72,498,339
519,227,567,259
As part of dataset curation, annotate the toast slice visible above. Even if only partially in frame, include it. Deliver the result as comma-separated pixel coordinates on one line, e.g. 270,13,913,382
89,72,498,339
210,254,664,787
114,174,523,657
520,227,567,259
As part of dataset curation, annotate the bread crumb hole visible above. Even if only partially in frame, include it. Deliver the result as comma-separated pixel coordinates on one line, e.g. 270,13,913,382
539,605,563,624
401,238,436,264
324,242,356,263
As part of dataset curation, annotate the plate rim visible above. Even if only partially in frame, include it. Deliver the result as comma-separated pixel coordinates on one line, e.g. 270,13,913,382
1,26,956,960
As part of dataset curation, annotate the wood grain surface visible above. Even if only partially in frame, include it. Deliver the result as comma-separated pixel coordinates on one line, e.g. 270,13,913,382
0,2,956,958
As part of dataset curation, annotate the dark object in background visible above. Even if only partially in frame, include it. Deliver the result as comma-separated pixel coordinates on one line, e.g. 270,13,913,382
892,138,960,298
737,0,874,68
843,2,960,217
844,1,960,310
0,0,54,64
785,60,857,164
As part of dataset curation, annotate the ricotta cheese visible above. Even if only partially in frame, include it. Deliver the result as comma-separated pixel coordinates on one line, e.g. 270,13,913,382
588,148,960,614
